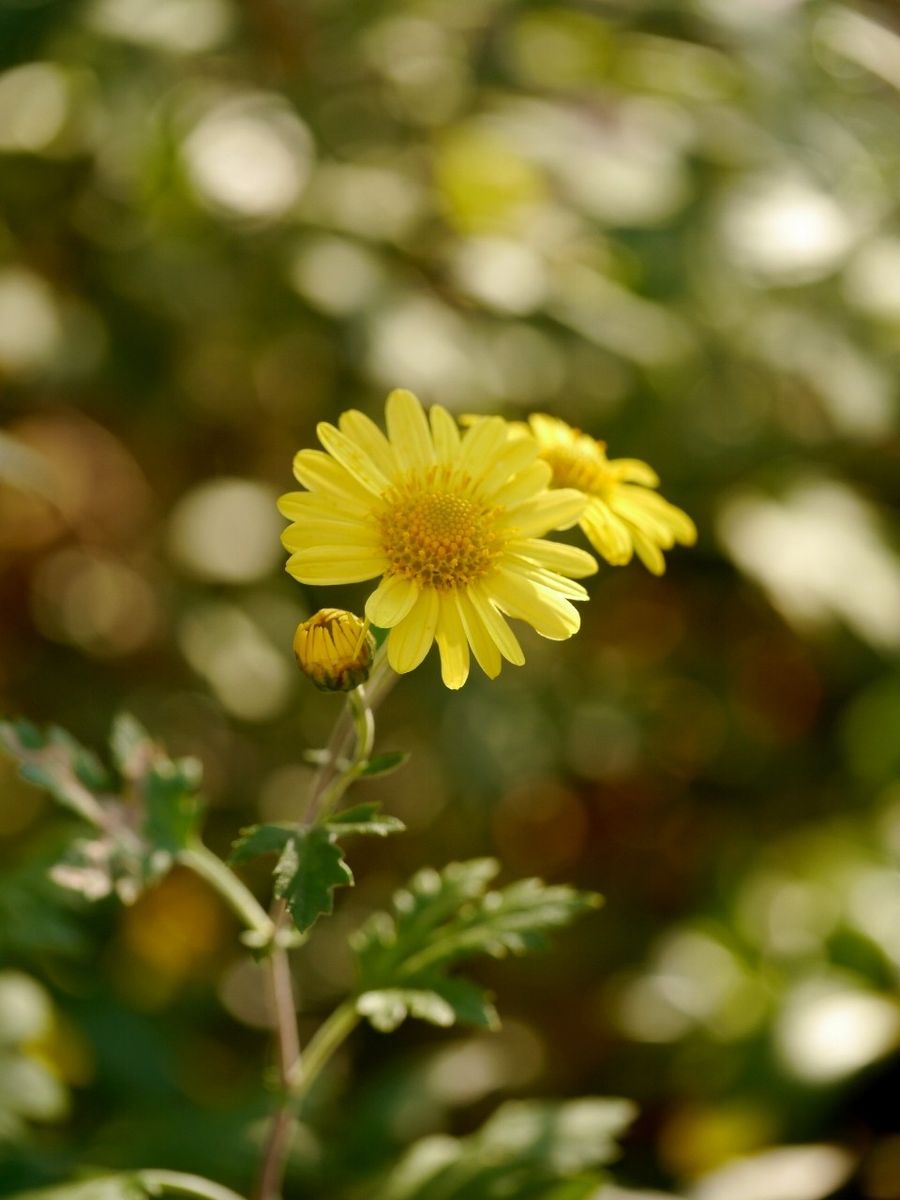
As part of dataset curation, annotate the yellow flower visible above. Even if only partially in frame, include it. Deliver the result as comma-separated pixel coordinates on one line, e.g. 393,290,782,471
293,609,375,692
520,414,697,575
278,390,596,689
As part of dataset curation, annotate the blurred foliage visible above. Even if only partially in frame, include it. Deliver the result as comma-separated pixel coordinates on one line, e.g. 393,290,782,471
2,0,900,1197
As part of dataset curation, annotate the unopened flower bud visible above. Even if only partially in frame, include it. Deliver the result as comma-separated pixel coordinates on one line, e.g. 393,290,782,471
293,609,375,692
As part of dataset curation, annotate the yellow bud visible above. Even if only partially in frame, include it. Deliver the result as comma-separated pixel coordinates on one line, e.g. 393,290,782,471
293,609,375,692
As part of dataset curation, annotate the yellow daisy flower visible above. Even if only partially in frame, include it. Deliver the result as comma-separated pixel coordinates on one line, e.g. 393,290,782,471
520,414,697,576
278,390,596,689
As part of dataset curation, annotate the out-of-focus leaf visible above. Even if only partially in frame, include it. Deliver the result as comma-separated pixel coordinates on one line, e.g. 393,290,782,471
326,802,405,836
380,1097,636,1199
352,860,600,1031
0,721,109,826
360,751,410,778
357,975,498,1032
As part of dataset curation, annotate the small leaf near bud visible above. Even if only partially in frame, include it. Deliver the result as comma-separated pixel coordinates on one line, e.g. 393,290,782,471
293,608,375,692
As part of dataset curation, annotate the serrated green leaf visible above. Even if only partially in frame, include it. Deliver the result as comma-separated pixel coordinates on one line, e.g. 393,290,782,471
352,859,600,1034
357,975,497,1033
326,802,405,837
360,751,410,778
380,1097,636,1200
229,823,296,865
0,720,109,825
274,829,353,932
141,757,203,856
109,713,155,780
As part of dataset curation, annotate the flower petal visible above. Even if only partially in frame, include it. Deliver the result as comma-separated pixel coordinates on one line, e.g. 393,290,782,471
490,568,581,640
339,409,399,478
430,405,461,463
292,450,374,508
286,550,387,585
468,582,525,665
456,591,501,679
459,416,508,474
492,461,553,508
386,388,435,470
387,586,439,673
510,537,598,579
606,457,660,487
317,422,390,494
282,521,379,552
436,592,470,689
581,500,633,564
502,488,587,535
366,573,419,628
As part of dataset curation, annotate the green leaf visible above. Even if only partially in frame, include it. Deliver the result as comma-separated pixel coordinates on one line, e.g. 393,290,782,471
326,802,405,837
0,720,109,826
357,975,497,1033
380,1097,636,1200
274,829,353,932
360,751,410,778
229,823,295,865
352,859,600,1033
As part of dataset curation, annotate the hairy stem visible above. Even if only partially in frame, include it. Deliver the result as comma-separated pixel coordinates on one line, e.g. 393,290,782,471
254,673,385,1200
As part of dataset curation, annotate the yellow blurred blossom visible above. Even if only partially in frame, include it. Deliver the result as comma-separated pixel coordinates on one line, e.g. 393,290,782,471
519,413,696,575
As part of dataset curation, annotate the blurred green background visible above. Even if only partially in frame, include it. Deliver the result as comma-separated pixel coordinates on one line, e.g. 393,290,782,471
2,0,900,1196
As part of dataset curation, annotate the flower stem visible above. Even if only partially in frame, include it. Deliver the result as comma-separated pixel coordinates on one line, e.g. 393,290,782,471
254,675,385,1200
178,843,276,945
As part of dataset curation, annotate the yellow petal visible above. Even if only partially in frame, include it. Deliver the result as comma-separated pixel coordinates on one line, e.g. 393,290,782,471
459,416,508,473
281,521,378,551
387,587,439,673
580,500,633,564
606,457,660,487
292,450,374,509
317,422,389,494
468,583,525,665
366,574,419,628
429,405,461,463
456,590,501,679
490,568,581,640
286,551,386,585
502,488,587,535
510,537,598,579
386,389,435,470
436,592,470,689
478,437,539,497
277,491,366,523
339,409,399,478
491,461,553,508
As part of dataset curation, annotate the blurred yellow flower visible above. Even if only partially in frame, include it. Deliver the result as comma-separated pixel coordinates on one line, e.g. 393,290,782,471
520,414,696,575
293,608,375,692
278,390,596,689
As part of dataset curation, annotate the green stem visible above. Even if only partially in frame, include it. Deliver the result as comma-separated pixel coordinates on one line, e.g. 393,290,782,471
138,1169,247,1200
308,686,375,824
178,844,276,946
288,1001,360,1100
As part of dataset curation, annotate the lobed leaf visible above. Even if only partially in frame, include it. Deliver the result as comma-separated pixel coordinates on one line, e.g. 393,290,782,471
380,1097,636,1200
351,859,600,1033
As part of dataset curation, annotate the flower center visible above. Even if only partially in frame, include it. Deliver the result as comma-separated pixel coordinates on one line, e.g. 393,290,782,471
378,477,503,590
540,445,609,495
